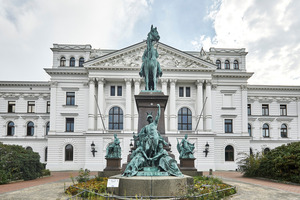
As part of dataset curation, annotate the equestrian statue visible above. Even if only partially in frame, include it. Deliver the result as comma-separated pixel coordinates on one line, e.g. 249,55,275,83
139,25,163,91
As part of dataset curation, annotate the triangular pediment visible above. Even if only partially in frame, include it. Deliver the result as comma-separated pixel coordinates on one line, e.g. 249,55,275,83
85,42,216,71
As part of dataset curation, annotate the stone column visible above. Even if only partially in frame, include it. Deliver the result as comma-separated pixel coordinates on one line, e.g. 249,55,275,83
88,78,96,130
97,78,105,131
205,81,212,131
161,79,168,132
196,80,203,132
49,81,57,132
125,78,132,131
241,84,248,135
169,79,177,132
133,78,141,132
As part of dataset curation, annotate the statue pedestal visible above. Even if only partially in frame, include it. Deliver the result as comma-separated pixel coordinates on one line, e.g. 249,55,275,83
135,91,168,134
109,175,193,197
180,158,201,176
103,158,122,177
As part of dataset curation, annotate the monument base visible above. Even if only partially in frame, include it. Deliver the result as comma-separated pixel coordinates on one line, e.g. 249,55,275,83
109,175,193,198
180,158,201,176
136,167,168,176
102,158,122,177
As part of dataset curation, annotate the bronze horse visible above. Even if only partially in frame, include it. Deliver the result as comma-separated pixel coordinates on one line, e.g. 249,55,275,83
139,25,162,91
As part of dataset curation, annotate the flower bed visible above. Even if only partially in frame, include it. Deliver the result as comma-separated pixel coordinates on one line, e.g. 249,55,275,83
65,175,235,199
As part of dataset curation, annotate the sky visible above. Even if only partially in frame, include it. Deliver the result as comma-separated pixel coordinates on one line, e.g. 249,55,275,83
0,0,300,85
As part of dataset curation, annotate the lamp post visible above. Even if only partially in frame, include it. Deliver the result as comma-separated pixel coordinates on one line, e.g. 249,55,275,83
203,142,209,157
91,141,97,157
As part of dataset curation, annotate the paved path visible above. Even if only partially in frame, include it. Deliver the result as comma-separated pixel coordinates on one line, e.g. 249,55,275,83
0,171,299,199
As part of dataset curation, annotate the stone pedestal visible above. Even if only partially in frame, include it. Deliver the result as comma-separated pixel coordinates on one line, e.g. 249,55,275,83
109,175,193,198
135,91,168,134
180,158,201,176
103,158,122,177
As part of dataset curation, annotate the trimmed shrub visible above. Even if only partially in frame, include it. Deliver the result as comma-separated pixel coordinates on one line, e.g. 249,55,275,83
0,142,44,184
238,142,300,183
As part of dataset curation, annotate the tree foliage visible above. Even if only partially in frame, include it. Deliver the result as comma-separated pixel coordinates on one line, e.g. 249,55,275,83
238,142,300,183
0,142,43,184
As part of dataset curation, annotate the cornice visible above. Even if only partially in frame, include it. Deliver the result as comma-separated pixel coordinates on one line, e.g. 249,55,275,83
0,81,50,87
44,68,88,76
247,85,300,91
213,71,253,79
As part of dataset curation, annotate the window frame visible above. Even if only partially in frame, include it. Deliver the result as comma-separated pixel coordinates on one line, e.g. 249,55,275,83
178,107,192,130
60,57,66,67
46,122,50,135
248,123,252,136
27,121,34,136
66,92,75,106
224,119,233,133
225,145,234,161
45,147,48,162
46,101,50,113
8,101,16,113
109,106,123,130
69,57,75,67
66,118,74,132
65,144,74,161
7,121,15,136
216,59,221,69
27,101,35,113
262,123,269,137
280,104,287,116
117,86,122,96
247,104,251,115
234,60,239,69
225,60,230,69
262,104,269,116
280,124,288,138
79,57,84,67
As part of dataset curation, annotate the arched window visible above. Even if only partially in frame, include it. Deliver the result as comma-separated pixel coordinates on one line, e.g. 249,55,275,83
225,60,230,69
178,107,192,130
234,60,239,69
216,60,221,69
65,144,73,161
262,123,269,137
27,121,34,136
281,124,287,138
109,107,123,130
79,57,84,67
69,57,75,67
26,146,33,151
248,123,251,136
46,122,50,135
225,145,234,161
7,121,15,136
45,147,48,162
264,148,270,154
60,57,66,66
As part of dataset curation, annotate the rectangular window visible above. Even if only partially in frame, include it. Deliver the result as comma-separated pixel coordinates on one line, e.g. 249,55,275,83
117,86,122,96
46,101,50,113
110,86,115,96
27,101,35,113
179,87,184,97
280,104,287,116
225,119,233,133
66,118,74,132
8,101,16,113
248,104,251,115
262,104,269,116
66,92,75,105
186,87,191,97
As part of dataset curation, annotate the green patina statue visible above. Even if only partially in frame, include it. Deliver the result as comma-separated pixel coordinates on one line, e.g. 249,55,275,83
139,25,162,91
123,104,183,177
177,134,195,159
105,134,121,158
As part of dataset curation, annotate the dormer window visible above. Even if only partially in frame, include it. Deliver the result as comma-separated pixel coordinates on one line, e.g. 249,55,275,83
225,60,230,69
216,60,221,69
60,57,66,66
234,60,239,69
79,57,84,67
70,57,75,67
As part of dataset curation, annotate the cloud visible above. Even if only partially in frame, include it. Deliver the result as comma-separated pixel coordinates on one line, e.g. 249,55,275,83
194,0,300,85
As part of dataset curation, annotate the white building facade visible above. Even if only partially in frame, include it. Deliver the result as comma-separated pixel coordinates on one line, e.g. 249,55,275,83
1,42,300,171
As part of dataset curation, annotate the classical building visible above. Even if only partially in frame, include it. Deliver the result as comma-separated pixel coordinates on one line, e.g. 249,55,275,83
1,41,300,171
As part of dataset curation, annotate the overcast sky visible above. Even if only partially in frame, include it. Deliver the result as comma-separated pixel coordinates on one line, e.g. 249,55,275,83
1,0,300,85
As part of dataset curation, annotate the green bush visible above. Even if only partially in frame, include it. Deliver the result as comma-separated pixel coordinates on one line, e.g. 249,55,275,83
76,168,90,183
238,142,300,183
0,142,44,184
